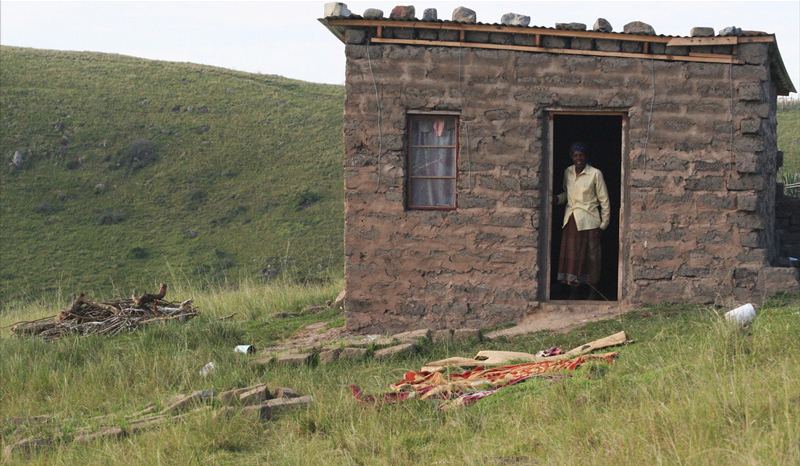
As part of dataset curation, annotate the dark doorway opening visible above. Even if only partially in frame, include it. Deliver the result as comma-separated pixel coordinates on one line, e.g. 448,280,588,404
549,114,622,301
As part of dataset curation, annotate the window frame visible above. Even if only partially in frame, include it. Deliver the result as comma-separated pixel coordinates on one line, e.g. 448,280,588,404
406,114,459,210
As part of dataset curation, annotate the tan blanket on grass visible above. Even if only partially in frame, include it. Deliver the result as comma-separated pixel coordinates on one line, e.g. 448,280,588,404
421,331,629,372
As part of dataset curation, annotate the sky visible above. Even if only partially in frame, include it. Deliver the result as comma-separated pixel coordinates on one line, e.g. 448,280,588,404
1,1,798,96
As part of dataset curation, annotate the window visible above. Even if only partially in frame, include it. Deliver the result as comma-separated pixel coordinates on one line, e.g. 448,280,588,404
407,115,458,209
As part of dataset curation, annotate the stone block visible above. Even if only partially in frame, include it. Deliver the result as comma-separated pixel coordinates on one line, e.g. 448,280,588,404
719,26,742,36
646,246,675,261
738,83,763,101
691,27,715,37
728,175,765,191
393,328,432,343
239,384,272,406
555,22,586,31
501,13,530,27
734,136,764,153
466,31,490,43
241,396,314,421
684,176,725,191
3,436,54,457
390,5,415,20
740,230,763,248
362,8,383,19
664,46,689,56
542,36,569,48
636,280,685,303
276,353,315,366
440,30,459,41
160,392,204,415
624,21,656,35
452,6,476,23
432,329,454,343
339,347,367,360
417,29,437,40
676,264,710,278
273,387,301,399
737,193,759,212
345,29,365,45
596,39,621,52
488,32,512,45
593,18,613,32
633,267,673,280
513,34,536,46
736,153,759,174
374,343,416,359
453,328,482,341
740,118,761,134
422,8,437,21
738,43,769,65
393,28,415,40
74,427,126,444
319,348,341,364
324,2,351,17
697,194,736,210
266,396,314,416
763,267,800,295
650,43,666,55
621,42,643,53
219,384,259,405
571,38,593,50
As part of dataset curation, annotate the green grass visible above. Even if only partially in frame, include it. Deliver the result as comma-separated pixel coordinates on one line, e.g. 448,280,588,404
777,101,800,197
2,284,799,465
0,46,345,306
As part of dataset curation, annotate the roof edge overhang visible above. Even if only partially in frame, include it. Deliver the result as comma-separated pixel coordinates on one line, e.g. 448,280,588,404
321,17,795,96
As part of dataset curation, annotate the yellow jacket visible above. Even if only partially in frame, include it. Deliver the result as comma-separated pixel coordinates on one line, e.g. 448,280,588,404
555,164,610,231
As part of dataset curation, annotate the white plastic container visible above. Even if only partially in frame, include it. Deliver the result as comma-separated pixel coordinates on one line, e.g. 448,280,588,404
234,345,255,354
725,303,756,324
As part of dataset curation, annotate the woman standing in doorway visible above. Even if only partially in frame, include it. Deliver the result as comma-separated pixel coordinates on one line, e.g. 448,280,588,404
553,142,610,300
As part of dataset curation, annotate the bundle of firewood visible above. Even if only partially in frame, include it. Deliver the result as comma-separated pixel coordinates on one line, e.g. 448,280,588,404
10,283,199,340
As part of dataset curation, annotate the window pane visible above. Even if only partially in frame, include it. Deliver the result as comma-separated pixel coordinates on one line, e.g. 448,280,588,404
409,178,455,207
410,148,455,176
410,118,456,146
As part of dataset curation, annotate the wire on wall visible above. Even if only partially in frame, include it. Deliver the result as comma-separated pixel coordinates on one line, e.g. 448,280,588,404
729,62,735,173
366,42,383,192
643,58,656,173
458,43,472,189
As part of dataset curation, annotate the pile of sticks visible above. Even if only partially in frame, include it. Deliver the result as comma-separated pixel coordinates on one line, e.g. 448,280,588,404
10,283,199,340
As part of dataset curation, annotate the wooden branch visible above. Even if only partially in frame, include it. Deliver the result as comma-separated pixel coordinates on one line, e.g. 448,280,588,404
134,283,167,307
9,317,58,335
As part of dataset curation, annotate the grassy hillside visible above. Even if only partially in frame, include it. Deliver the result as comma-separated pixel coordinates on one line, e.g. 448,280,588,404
777,101,800,195
0,46,345,306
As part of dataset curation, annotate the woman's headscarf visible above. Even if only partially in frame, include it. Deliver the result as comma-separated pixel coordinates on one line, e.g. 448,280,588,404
569,142,587,157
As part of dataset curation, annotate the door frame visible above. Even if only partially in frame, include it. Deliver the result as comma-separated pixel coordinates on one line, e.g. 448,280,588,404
542,110,629,302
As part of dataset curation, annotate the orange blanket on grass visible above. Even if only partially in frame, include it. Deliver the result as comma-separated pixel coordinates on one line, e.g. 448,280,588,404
350,352,618,410
390,353,616,399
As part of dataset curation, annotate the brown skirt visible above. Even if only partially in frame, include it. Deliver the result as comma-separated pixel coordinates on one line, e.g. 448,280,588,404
557,214,601,286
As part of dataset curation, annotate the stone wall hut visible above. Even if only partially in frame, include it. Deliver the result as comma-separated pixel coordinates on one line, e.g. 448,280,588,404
320,4,799,333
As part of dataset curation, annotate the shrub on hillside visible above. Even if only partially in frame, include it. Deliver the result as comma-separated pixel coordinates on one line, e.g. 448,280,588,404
32,200,64,215
291,188,322,210
129,246,149,259
108,139,158,171
95,208,127,225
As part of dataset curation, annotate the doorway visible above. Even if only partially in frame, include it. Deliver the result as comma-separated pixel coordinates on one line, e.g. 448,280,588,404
548,113,623,301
